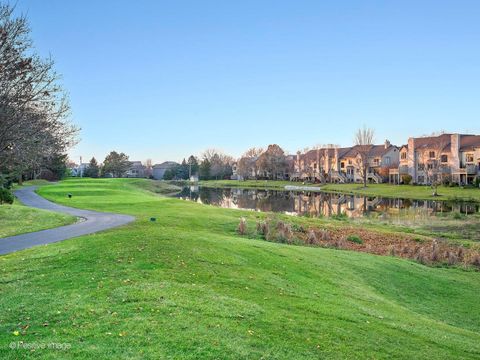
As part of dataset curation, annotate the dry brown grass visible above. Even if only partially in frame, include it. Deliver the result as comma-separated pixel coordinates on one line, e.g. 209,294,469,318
241,217,480,269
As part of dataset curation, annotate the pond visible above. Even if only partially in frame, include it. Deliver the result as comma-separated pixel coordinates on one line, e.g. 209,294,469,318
175,186,480,220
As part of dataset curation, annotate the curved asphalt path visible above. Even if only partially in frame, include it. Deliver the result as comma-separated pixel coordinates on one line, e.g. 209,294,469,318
0,186,135,255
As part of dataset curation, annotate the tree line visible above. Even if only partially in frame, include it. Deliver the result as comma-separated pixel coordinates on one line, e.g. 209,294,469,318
0,4,78,200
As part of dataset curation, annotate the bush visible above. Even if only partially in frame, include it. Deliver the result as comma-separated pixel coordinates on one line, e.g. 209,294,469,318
475,177,480,188
306,230,319,245
346,234,363,244
0,187,14,204
237,217,247,235
401,174,412,185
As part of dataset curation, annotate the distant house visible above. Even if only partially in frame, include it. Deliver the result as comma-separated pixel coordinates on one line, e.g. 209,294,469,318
126,161,146,178
70,163,89,177
152,161,179,180
190,174,199,182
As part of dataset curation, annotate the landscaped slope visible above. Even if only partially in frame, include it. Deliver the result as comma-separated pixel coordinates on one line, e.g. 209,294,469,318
0,178,478,359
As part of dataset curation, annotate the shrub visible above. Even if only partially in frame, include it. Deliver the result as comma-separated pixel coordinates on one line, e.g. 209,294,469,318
237,217,247,235
256,221,268,238
389,246,396,256
275,221,293,244
430,240,439,262
447,251,458,266
442,176,452,186
319,229,330,241
452,212,464,220
415,248,428,264
346,234,363,244
0,187,14,204
475,177,480,188
469,253,480,268
401,174,412,185
306,230,319,245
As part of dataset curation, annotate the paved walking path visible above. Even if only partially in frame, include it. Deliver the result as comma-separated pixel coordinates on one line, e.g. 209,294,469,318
0,186,135,255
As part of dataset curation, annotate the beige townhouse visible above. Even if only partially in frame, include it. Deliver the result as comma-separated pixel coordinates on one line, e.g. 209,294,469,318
389,133,480,185
293,140,399,183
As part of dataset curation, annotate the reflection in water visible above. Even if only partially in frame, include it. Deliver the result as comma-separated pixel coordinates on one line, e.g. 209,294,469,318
176,187,480,219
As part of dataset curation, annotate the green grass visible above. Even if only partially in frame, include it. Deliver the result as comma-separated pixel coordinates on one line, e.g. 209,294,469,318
0,178,479,359
0,204,76,239
200,180,480,202
199,179,294,190
322,183,480,202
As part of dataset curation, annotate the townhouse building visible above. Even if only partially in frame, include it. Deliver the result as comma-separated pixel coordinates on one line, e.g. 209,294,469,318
293,141,399,183
389,133,480,185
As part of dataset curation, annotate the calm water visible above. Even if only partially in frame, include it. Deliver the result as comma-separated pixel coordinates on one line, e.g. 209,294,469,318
175,186,480,219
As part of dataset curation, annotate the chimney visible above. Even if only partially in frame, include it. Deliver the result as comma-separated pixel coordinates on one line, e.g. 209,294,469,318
334,148,339,171
407,137,416,180
450,134,460,170
384,139,391,149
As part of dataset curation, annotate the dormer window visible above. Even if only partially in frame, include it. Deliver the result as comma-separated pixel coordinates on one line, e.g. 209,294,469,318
429,151,435,159
466,154,474,163
401,152,407,160
441,155,448,163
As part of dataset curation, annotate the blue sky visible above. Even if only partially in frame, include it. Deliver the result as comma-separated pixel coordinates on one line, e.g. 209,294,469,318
16,0,480,164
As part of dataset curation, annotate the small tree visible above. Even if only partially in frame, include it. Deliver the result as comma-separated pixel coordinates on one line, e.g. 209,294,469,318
187,155,199,177
425,138,449,196
354,126,375,188
102,151,131,178
85,157,99,178
199,158,211,180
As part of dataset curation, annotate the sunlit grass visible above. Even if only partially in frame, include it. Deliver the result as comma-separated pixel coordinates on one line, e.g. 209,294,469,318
0,178,478,359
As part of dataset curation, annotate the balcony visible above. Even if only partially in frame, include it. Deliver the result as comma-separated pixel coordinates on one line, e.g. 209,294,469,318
466,164,478,175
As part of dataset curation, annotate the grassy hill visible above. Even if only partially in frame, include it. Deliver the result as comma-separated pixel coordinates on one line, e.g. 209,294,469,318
0,178,479,359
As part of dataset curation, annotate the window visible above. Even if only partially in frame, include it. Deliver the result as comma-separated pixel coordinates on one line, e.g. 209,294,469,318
401,152,407,160
418,163,425,171
418,176,425,183
373,158,380,166
313,163,317,169
427,163,434,170
340,162,345,169
441,155,448,163
348,159,352,165
429,151,435,159
466,154,474,163
384,157,391,165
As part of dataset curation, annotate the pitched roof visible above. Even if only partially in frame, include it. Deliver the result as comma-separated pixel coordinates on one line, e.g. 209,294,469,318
153,161,178,169
339,144,396,159
460,135,480,151
412,133,452,152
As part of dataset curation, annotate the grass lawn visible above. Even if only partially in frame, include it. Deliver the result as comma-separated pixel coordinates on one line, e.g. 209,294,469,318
200,180,480,202
322,183,480,202
0,178,479,359
0,202,76,239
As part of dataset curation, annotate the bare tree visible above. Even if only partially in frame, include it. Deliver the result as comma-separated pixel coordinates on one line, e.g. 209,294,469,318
201,149,233,180
0,4,78,184
237,147,263,179
354,126,375,188
425,138,449,196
